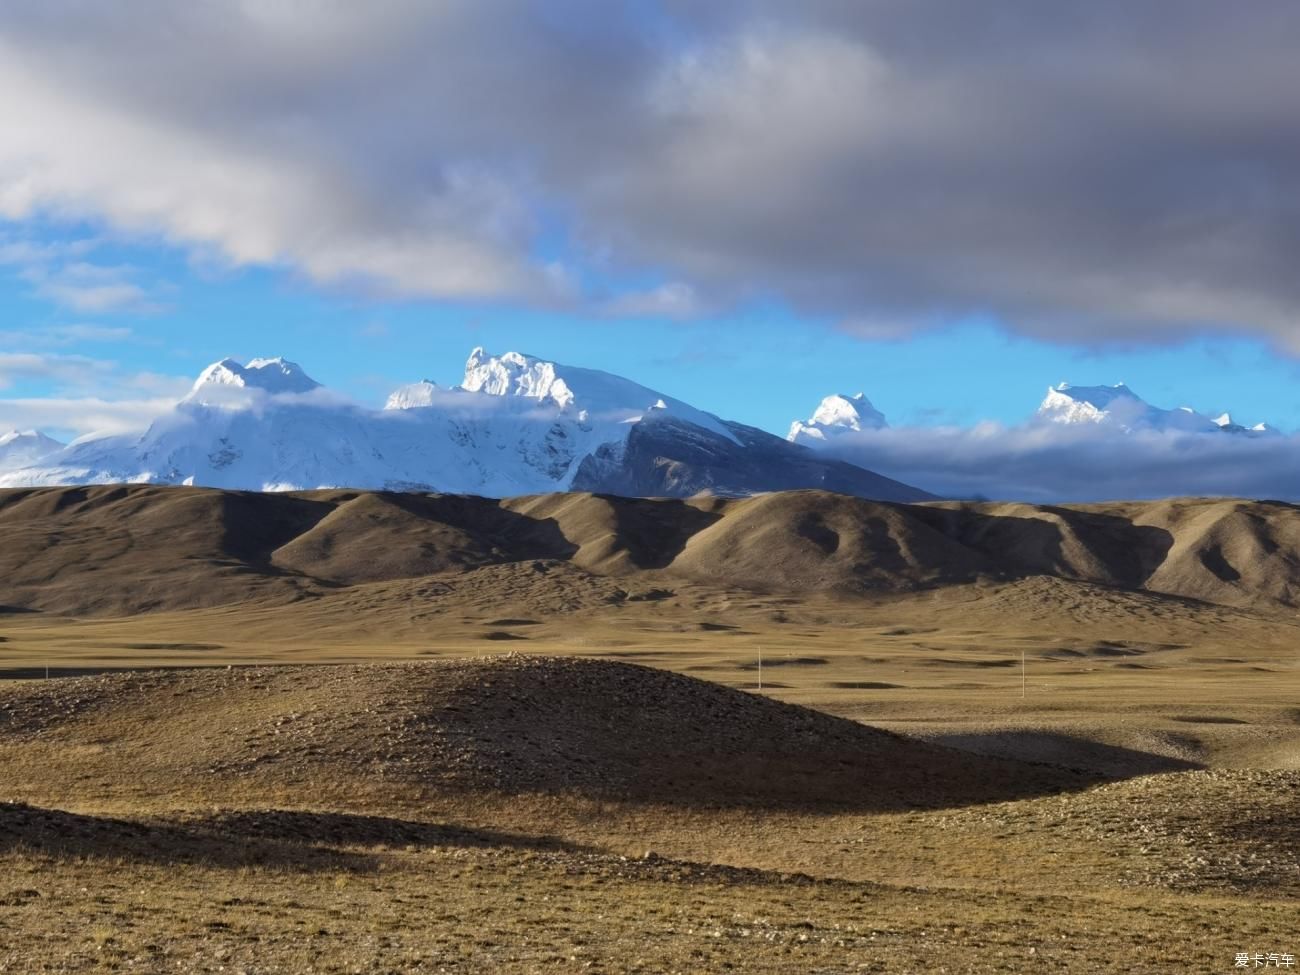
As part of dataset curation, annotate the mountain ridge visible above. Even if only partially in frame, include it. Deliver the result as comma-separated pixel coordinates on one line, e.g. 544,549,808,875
1035,382,1277,435
0,349,930,503
1,484,1296,617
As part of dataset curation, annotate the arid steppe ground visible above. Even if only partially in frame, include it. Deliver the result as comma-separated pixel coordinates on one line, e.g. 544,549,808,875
1,486,1297,972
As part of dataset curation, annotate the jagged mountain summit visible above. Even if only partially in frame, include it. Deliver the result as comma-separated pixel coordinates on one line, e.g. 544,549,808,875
0,348,931,501
1037,383,1276,435
456,347,740,442
0,429,65,472
788,393,887,447
383,380,441,411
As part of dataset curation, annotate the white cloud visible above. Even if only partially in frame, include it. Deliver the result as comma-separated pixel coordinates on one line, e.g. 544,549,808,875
0,395,177,438
815,424,1300,503
0,352,110,390
0,238,95,266
0,349,189,435
20,261,159,313
0,231,163,314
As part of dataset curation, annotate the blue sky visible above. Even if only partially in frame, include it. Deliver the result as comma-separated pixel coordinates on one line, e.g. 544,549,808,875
1,218,1296,440
2,3,1300,453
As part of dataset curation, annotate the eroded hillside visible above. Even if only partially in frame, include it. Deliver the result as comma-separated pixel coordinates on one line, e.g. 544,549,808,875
2,486,1298,615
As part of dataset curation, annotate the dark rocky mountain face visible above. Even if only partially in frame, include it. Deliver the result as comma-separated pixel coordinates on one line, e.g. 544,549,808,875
571,415,935,502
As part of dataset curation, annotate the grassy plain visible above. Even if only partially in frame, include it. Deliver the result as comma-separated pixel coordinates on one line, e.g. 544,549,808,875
1,487,1297,972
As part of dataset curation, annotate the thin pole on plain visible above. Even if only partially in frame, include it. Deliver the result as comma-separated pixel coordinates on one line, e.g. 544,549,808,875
1021,648,1026,698
758,647,763,692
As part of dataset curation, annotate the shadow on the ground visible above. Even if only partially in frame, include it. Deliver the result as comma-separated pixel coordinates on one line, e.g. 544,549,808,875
0,803,588,871
922,731,1204,778
0,802,379,871
186,808,590,853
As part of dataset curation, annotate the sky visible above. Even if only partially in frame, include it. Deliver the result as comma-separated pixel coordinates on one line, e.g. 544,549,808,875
2,2,1300,468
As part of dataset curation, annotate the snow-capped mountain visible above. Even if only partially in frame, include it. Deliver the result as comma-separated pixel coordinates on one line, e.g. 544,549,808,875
1037,383,1276,435
788,393,887,446
458,347,740,442
0,348,930,502
1210,412,1276,436
186,357,322,404
0,429,65,471
383,380,441,411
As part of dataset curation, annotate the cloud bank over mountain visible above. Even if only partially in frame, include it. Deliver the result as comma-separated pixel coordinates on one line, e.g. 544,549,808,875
790,381,1298,502
3,2,1300,347
807,424,1300,504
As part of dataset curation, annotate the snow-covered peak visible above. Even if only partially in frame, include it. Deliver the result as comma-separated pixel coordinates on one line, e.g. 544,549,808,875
1037,383,1148,426
0,429,65,470
461,348,576,408
1037,382,1202,430
788,392,888,447
186,357,321,404
0,429,62,450
813,392,886,431
384,380,441,411
458,347,739,442
1038,382,1273,435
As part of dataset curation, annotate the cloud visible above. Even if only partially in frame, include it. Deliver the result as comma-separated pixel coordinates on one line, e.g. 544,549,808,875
2,3,1300,344
0,232,163,313
0,352,110,390
599,282,703,320
0,395,178,438
20,261,160,313
0,5,566,303
836,317,924,343
815,424,1300,503
0,238,95,266
0,349,190,435
12,324,134,346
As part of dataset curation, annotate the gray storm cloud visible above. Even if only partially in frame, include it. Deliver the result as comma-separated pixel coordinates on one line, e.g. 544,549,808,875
2,1,1300,346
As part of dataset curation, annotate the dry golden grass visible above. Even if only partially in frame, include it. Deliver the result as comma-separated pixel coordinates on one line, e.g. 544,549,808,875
1,486,1298,972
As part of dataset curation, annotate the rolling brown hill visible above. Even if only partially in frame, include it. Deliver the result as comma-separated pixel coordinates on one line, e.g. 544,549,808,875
2,485,1299,616
0,655,1095,810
